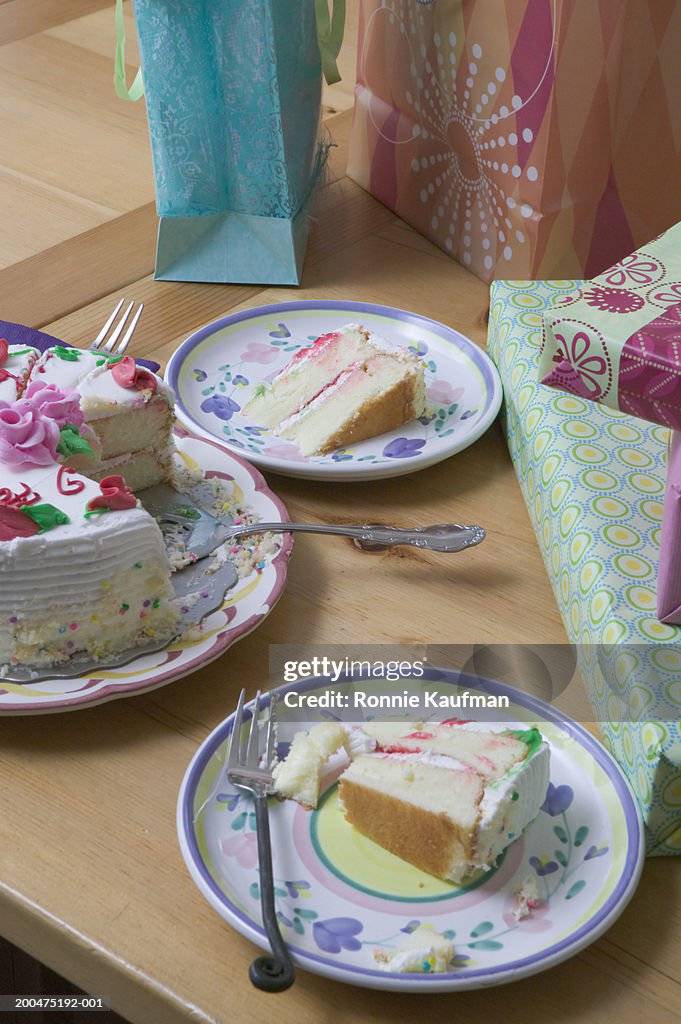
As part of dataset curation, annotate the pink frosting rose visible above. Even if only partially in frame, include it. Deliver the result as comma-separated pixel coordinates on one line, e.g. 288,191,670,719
23,380,84,428
0,400,60,467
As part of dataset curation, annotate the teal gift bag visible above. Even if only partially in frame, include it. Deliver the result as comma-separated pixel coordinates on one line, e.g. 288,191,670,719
115,0,344,285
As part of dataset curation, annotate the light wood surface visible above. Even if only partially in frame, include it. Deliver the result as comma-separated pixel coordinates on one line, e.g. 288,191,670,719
0,4,679,1024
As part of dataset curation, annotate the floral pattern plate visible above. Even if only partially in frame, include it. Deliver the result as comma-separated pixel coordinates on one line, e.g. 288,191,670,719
177,671,644,991
165,301,503,480
0,429,292,715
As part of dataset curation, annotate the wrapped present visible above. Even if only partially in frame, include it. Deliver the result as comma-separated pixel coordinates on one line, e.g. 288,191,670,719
539,222,681,428
488,278,681,855
348,0,681,284
115,0,344,285
658,433,681,624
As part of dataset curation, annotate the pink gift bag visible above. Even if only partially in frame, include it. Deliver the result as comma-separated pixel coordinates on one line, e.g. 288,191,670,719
348,0,681,283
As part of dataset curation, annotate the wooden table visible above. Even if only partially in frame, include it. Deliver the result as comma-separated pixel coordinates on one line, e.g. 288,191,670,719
0,4,679,1023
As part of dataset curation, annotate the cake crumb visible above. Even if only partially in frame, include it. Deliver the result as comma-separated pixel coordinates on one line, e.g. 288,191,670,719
512,875,544,920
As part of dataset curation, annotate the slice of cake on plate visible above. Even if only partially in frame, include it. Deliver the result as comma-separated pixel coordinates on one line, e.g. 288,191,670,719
273,719,549,884
243,324,427,456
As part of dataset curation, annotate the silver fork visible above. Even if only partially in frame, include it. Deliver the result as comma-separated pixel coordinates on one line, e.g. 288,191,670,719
90,297,144,354
227,689,295,992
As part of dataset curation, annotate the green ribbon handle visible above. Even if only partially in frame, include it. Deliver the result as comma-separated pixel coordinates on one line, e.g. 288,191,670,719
314,0,346,86
114,0,144,101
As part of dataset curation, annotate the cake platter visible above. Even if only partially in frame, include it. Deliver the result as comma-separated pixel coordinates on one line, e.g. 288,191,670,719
165,300,503,481
0,428,292,715
177,670,644,992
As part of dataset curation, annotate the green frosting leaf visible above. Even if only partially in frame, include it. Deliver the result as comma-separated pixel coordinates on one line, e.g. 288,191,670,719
52,345,80,361
107,354,124,365
253,383,267,398
503,726,544,759
57,425,94,460
20,503,69,533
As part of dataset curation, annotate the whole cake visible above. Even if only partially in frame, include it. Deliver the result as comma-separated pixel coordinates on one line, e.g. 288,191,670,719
0,341,178,669
273,719,550,883
244,324,427,456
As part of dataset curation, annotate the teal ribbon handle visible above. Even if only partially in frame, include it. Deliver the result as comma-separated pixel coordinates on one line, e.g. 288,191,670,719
114,0,144,101
314,0,346,86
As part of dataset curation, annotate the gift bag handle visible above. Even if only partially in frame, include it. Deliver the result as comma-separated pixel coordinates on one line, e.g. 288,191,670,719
314,0,346,85
113,0,144,100
113,0,345,98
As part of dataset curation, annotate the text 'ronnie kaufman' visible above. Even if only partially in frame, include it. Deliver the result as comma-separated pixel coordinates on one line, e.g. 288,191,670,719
282,690,511,709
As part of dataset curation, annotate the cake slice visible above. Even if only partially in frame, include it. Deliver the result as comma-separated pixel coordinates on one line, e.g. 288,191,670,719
273,720,549,883
243,324,426,455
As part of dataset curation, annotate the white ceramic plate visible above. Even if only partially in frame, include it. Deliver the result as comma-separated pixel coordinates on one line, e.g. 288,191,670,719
165,300,503,480
177,671,644,991
0,430,292,715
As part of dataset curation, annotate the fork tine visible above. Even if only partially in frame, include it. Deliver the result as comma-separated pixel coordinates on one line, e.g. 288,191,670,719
101,300,134,353
245,690,261,768
91,298,125,350
264,695,277,772
116,302,144,357
227,688,246,771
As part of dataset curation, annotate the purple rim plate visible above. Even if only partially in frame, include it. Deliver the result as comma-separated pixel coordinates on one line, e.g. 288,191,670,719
165,300,503,481
177,670,644,991
0,427,292,715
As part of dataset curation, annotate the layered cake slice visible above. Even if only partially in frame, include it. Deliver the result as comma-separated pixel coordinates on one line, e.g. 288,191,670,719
243,324,427,456
273,720,549,883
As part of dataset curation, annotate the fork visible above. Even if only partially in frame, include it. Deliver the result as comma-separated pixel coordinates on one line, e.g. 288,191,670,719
227,689,295,992
220,520,486,553
90,297,144,354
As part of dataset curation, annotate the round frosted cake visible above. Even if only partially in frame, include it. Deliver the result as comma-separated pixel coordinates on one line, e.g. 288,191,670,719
0,341,178,668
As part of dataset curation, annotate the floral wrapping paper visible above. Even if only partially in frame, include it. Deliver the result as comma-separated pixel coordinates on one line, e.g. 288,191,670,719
487,279,681,855
538,222,681,428
348,0,681,285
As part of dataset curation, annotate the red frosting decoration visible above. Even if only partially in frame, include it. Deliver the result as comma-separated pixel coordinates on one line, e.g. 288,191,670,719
0,339,8,366
0,503,40,541
57,465,85,496
86,475,137,512
111,356,158,394
0,482,41,507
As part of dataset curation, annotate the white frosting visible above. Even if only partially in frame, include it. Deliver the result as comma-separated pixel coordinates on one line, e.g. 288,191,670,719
473,740,550,874
0,345,39,402
0,455,177,667
371,749,471,773
31,348,174,418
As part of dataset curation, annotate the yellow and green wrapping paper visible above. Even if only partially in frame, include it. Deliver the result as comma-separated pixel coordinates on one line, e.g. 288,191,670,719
487,279,681,855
